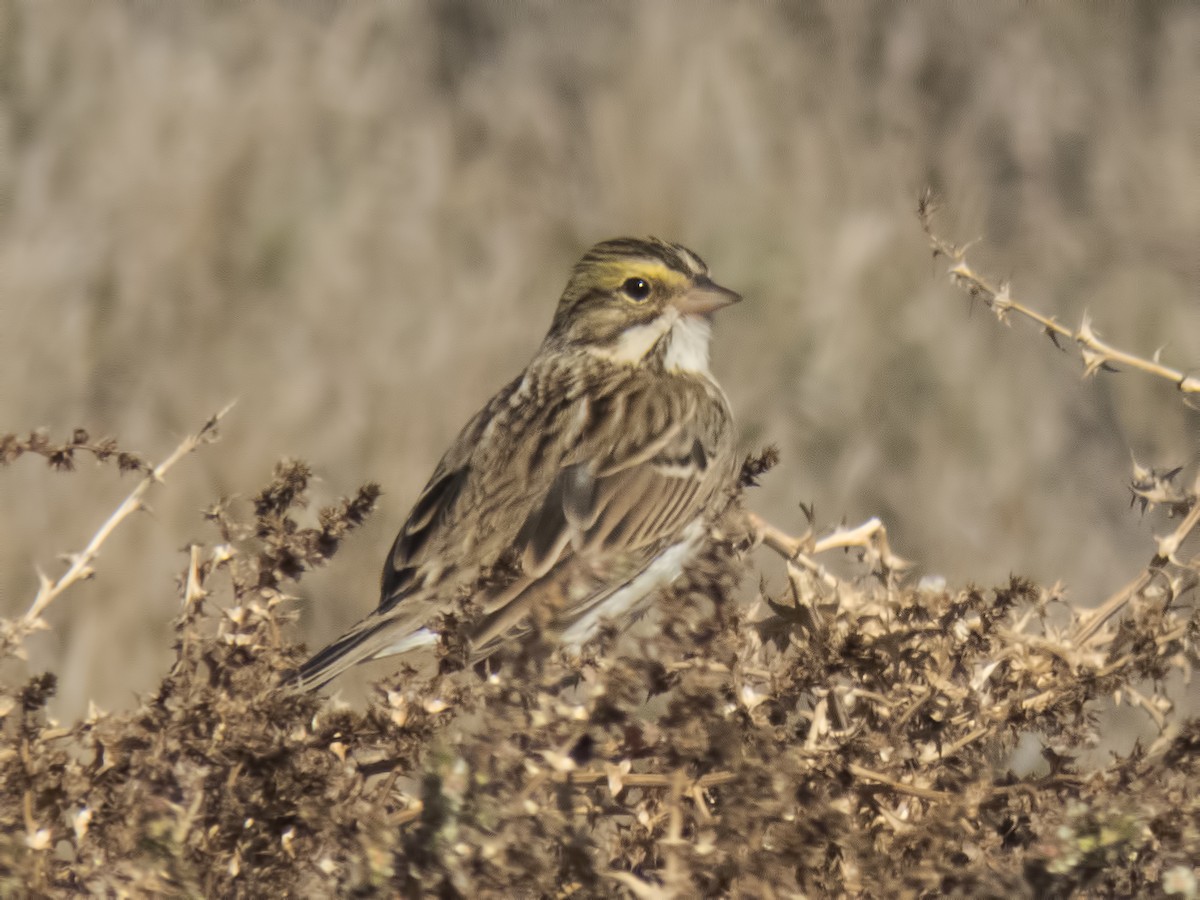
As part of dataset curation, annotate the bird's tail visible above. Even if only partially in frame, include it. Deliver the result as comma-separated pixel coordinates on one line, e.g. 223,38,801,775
291,615,437,692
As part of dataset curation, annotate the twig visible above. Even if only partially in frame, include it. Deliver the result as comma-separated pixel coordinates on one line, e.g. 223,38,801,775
919,191,1200,397
847,763,950,801
392,801,425,827
21,403,234,629
1072,490,1200,647
750,512,909,580
661,769,687,894
941,726,991,758
1072,571,1153,648
751,513,811,560
183,544,207,609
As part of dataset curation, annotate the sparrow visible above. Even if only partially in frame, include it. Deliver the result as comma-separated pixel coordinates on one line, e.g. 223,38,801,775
295,237,741,690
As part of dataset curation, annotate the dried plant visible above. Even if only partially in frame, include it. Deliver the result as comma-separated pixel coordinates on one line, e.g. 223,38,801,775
0,406,232,660
920,191,1200,402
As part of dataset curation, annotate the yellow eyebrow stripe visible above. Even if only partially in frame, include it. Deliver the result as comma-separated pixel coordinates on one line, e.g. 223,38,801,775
599,260,690,291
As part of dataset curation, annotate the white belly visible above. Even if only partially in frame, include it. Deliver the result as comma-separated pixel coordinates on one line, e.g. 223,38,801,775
559,519,705,648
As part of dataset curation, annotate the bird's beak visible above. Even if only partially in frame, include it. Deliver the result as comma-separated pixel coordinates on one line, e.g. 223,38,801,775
673,276,742,317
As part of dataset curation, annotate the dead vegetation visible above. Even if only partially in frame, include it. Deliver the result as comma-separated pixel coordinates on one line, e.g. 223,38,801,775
3,209,1200,897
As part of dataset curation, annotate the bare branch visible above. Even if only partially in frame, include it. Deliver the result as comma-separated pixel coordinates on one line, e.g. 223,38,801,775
920,192,1200,398
19,403,234,633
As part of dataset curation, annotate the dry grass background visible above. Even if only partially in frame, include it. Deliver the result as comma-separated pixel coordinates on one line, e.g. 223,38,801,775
2,0,1199,728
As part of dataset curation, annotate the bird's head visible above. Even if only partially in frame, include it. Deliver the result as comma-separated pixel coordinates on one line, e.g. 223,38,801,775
544,237,741,372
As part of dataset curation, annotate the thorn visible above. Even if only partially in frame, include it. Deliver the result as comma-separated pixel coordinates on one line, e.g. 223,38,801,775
1080,346,1109,379
992,282,1013,324
1130,454,1149,482
949,261,973,282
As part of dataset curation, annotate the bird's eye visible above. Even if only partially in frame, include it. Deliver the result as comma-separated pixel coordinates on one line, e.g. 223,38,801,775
622,277,651,301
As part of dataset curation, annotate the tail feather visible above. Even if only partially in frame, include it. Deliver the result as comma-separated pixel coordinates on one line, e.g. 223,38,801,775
292,617,436,692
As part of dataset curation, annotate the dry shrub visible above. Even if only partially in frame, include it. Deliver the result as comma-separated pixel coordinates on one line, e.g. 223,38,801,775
5,4,1199,718
2,421,1199,896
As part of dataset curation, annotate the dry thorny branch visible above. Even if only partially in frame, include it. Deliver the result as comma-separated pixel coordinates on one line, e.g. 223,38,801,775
919,190,1200,399
0,404,234,659
3,208,1200,895
921,192,1200,656
2,435,1198,896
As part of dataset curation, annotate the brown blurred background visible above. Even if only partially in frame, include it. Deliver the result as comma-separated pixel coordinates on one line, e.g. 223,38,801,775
1,2,1198,719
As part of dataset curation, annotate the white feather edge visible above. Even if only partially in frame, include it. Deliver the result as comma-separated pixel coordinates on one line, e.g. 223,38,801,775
373,626,439,660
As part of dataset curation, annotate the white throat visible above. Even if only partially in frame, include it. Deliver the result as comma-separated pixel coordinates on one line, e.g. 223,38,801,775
593,310,713,374
662,313,712,374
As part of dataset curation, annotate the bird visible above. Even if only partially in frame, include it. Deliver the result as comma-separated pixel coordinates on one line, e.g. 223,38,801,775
295,237,741,691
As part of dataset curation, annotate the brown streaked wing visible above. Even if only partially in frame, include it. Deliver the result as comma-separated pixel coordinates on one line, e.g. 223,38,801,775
377,465,468,615
376,371,530,614
480,379,728,622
